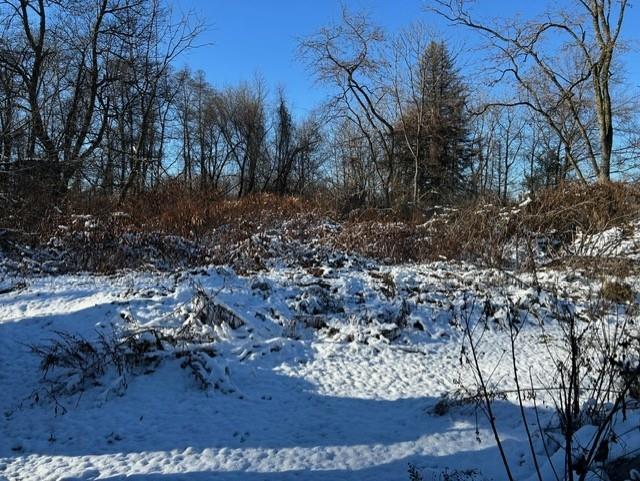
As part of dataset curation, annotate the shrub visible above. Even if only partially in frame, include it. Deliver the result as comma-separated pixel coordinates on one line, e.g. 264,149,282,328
601,280,635,304
3,181,639,273
29,287,243,406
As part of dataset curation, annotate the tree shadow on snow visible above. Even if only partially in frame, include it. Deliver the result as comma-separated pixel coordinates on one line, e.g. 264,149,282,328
6,365,459,453
0,283,556,481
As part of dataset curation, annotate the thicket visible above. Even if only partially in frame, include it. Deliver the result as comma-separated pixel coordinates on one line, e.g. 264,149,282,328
1,180,638,274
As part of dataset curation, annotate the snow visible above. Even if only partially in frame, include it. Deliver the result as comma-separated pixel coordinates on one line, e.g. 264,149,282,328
572,220,640,258
1,245,638,480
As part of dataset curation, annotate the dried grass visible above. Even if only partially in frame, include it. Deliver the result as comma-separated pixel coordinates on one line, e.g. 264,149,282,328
2,181,639,272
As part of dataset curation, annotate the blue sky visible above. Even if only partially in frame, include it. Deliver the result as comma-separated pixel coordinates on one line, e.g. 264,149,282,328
174,0,640,118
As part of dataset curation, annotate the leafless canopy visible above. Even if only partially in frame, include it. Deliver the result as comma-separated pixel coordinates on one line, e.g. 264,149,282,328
430,0,629,183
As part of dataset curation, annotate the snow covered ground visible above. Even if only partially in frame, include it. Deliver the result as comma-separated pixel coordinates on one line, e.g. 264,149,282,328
1,245,638,480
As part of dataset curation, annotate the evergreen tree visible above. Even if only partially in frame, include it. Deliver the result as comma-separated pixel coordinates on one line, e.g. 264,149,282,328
397,41,471,205
419,41,470,203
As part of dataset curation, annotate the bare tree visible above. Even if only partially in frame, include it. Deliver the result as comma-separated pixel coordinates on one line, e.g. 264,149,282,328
432,0,629,182
300,9,398,207
118,0,204,199
495,107,526,200
390,23,431,205
0,0,112,193
326,119,377,209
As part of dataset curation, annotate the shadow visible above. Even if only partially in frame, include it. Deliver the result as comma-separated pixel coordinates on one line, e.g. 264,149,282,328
0,276,557,481
1,348,555,460
4,360,447,453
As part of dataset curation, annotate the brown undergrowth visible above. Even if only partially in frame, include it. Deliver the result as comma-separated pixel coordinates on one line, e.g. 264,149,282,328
1,181,638,273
